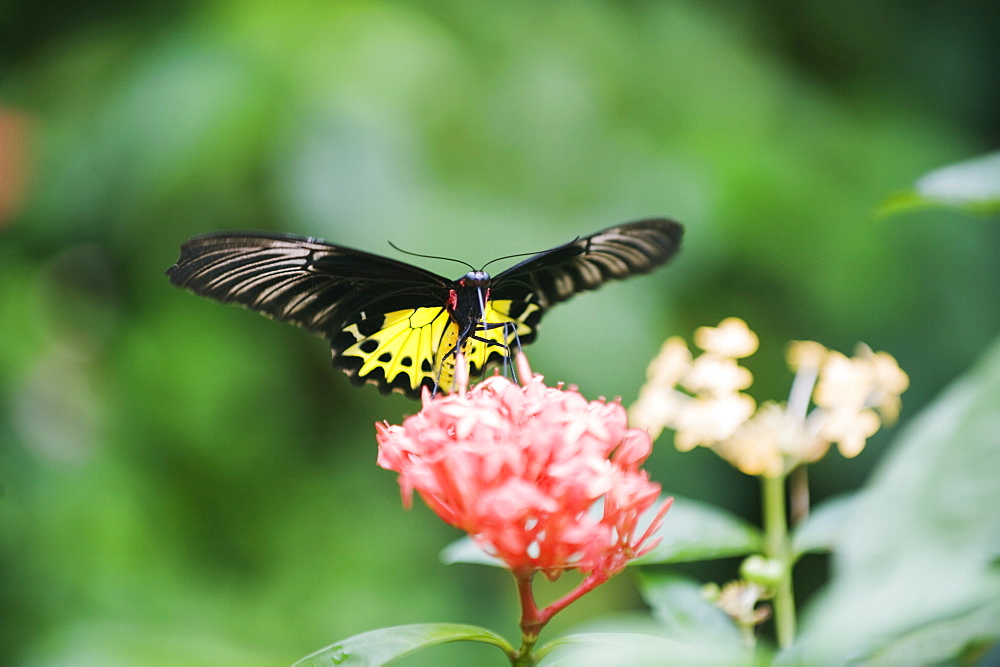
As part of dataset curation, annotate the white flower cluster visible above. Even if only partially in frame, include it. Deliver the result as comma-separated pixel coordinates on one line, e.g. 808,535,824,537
630,318,908,478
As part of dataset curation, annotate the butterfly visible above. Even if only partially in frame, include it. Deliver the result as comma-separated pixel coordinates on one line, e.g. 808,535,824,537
166,218,683,399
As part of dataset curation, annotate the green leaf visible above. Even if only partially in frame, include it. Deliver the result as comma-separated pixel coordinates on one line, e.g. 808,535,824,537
878,151,1000,216
783,335,1000,663
637,495,763,564
789,493,859,559
861,597,1000,665
539,631,753,665
293,623,512,666
440,536,503,568
637,572,745,647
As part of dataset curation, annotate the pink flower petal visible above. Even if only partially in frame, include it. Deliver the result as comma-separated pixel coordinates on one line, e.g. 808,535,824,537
376,369,669,579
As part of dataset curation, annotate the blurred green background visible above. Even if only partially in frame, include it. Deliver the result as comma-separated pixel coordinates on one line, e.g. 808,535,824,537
2,1,998,663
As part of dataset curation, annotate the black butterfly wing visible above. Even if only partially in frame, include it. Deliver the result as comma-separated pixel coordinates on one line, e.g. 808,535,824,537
168,220,683,397
489,218,683,347
167,232,459,397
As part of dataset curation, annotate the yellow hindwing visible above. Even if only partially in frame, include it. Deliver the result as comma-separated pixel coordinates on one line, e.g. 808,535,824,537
340,299,539,394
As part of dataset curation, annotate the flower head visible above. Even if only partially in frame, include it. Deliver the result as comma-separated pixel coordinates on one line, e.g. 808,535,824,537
631,318,908,477
694,317,759,358
716,403,807,477
377,364,670,581
704,579,771,628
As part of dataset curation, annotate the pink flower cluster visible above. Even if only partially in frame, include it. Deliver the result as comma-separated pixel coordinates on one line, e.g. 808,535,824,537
377,373,670,581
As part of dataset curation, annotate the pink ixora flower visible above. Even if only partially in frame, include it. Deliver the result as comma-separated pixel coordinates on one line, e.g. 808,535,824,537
376,364,671,583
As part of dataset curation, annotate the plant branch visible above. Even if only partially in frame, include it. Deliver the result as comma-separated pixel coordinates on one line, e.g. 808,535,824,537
762,474,796,648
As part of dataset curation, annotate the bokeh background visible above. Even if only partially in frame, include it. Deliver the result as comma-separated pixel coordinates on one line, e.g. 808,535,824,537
2,1,998,663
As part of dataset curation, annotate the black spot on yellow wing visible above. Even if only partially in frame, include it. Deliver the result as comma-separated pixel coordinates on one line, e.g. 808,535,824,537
332,299,540,397
334,306,453,396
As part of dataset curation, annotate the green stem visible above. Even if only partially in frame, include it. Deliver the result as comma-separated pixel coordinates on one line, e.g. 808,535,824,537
762,474,796,648
511,644,537,667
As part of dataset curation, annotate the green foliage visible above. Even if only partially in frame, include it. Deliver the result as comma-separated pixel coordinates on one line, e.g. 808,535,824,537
782,334,1000,663
294,623,512,666
880,152,1000,216
638,572,746,651
638,496,764,564
789,493,858,559
538,631,751,665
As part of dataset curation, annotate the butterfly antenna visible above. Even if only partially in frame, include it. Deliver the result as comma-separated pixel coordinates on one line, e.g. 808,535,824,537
480,237,581,271
388,241,476,272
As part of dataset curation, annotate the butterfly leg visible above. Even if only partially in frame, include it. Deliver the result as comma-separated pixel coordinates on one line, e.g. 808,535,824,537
434,320,519,392
470,320,524,383
486,322,522,384
469,321,511,349
433,319,480,394
505,322,524,384
469,323,510,352
433,340,462,396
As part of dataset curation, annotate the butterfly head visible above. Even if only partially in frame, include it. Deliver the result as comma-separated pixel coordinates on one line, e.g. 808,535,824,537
459,271,490,288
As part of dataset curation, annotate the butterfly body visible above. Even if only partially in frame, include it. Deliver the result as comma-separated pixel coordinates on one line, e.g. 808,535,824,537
449,271,491,338
167,218,683,398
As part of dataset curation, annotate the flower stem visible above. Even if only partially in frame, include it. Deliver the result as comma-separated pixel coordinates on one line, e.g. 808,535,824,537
511,642,538,667
509,569,610,665
511,570,541,666
789,465,810,527
762,474,796,648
